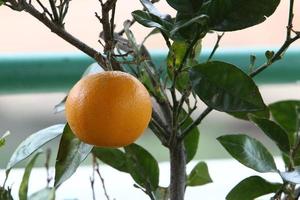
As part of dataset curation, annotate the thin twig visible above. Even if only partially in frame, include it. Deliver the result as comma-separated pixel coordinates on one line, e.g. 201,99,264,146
207,32,225,62
49,0,59,23
35,0,54,21
5,0,107,68
45,148,52,187
179,107,213,140
94,158,111,200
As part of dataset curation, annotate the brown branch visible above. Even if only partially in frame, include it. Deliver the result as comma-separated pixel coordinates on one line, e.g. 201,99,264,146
96,0,122,70
207,32,225,62
6,0,107,68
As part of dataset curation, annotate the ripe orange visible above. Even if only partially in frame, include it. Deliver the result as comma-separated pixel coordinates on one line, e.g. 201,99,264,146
65,71,152,147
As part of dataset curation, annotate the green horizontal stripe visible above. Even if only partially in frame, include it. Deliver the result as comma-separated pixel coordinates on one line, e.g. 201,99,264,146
0,49,299,94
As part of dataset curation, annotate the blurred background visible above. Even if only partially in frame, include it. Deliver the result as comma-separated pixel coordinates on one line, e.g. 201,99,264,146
0,0,300,168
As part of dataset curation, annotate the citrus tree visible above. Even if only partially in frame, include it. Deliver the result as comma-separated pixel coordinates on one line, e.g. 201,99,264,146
1,0,300,199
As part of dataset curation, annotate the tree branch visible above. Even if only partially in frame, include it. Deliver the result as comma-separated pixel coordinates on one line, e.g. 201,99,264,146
6,0,107,68
207,32,225,62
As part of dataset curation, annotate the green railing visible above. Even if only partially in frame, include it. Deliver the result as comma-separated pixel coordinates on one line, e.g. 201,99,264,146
1,48,299,94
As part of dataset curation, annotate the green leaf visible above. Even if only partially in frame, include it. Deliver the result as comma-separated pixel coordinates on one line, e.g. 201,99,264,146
227,107,270,121
280,169,300,184
28,188,55,200
190,61,266,112
54,124,93,187
249,115,290,153
217,134,277,172
167,41,190,91
179,111,200,163
226,176,281,200
19,152,42,200
154,187,169,200
170,14,209,38
0,131,10,148
7,124,65,170
92,147,128,172
139,0,169,19
0,187,13,200
166,0,203,13
269,100,300,138
132,10,173,34
187,161,212,186
54,95,67,114
124,143,159,191
0,0,4,6
203,0,280,31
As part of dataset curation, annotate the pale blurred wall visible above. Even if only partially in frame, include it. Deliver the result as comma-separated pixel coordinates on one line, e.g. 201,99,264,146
0,0,300,53
0,1,300,167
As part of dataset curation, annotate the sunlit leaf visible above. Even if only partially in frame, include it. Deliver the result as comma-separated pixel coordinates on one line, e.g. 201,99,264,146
139,0,170,19
28,188,55,200
92,147,128,172
280,169,300,184
7,124,65,170
226,176,281,200
187,161,212,186
132,10,173,34
54,124,93,187
218,134,277,172
19,152,42,200
125,143,159,191
190,61,266,112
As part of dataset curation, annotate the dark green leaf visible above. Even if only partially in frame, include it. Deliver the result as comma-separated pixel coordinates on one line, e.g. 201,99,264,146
125,143,159,191
187,161,212,186
166,0,203,13
226,176,281,200
280,169,300,184
0,187,13,200
0,0,4,6
92,147,128,172
7,124,65,170
179,111,200,163
54,124,93,187
269,100,300,137
28,188,55,200
203,0,280,31
154,187,169,200
249,115,290,153
170,14,209,37
19,152,42,200
0,131,10,148
190,61,266,112
132,10,173,34
227,107,270,121
217,134,277,172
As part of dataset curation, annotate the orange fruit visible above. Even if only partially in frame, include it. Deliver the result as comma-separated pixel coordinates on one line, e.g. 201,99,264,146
65,71,152,147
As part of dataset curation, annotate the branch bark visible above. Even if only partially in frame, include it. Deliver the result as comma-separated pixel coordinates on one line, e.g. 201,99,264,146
6,0,108,68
